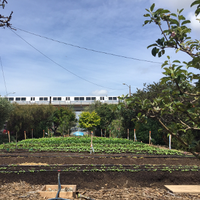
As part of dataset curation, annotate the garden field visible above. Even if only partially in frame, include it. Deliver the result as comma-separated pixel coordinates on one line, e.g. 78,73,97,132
0,137,200,199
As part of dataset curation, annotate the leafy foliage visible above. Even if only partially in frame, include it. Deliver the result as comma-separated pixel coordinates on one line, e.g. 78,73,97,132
78,111,101,132
0,0,13,28
0,137,183,156
6,104,76,140
131,1,200,158
6,104,54,140
52,107,76,135
0,97,13,130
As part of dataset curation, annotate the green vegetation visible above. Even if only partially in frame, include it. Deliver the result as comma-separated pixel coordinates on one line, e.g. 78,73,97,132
79,111,100,132
0,137,183,155
0,97,13,130
0,163,199,174
52,106,76,136
5,104,76,141
125,1,200,158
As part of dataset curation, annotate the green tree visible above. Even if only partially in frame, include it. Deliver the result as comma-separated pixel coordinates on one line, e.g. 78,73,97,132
130,1,200,158
7,104,54,140
107,119,122,138
0,97,13,130
117,103,136,138
130,82,177,144
84,101,117,136
0,0,13,28
52,107,76,135
78,111,100,133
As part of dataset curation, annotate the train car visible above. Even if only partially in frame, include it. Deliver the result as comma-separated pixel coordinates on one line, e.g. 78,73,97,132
6,96,120,105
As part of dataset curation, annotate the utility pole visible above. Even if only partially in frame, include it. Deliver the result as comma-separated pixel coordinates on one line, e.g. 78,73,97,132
123,83,131,97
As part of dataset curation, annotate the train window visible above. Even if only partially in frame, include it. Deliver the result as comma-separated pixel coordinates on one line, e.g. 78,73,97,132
108,97,112,100
21,97,26,101
39,97,43,101
16,98,20,101
86,97,90,100
113,97,117,100
80,97,84,101
53,97,61,101
31,97,35,101
92,97,96,100
44,97,48,101
8,97,14,101
100,97,104,100
66,97,70,101
74,97,79,101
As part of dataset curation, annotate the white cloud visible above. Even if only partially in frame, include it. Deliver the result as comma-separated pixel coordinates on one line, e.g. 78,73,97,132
91,90,108,96
149,0,194,11
187,12,200,32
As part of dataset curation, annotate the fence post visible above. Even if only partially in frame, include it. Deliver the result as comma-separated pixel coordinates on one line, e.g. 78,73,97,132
101,129,102,137
43,130,44,138
31,129,33,139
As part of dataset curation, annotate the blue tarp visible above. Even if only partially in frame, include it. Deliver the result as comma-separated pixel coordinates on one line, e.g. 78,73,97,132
72,131,84,136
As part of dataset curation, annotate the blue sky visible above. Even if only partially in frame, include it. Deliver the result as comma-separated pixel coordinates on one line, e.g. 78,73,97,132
0,0,199,97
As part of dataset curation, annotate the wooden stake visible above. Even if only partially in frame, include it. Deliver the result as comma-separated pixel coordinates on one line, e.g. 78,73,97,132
127,129,129,140
90,131,94,154
149,131,151,145
169,134,172,150
101,129,102,137
134,129,137,142
24,131,26,140
91,131,93,146
105,130,106,137
16,132,17,148
43,130,44,138
31,129,33,139
8,131,10,143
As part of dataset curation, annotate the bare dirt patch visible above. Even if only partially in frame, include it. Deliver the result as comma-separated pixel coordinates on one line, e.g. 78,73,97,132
0,151,200,199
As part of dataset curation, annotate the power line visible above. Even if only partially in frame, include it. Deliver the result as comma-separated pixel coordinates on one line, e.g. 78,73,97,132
0,57,8,95
14,27,163,64
10,28,124,91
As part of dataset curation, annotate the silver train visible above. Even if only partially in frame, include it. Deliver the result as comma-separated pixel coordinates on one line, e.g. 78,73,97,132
6,96,120,105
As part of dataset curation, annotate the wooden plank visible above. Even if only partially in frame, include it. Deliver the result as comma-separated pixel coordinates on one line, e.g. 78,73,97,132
38,184,76,198
165,185,200,194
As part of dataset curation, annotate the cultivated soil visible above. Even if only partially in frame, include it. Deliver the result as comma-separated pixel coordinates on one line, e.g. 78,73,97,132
0,151,200,199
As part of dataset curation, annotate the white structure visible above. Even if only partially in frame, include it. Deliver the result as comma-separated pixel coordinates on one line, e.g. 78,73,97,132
5,96,120,105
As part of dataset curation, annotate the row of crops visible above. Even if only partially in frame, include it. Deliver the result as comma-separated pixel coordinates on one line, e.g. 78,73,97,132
0,164,199,174
0,136,184,156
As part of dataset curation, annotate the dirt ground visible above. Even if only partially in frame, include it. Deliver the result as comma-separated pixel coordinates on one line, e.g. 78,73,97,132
1,151,200,199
